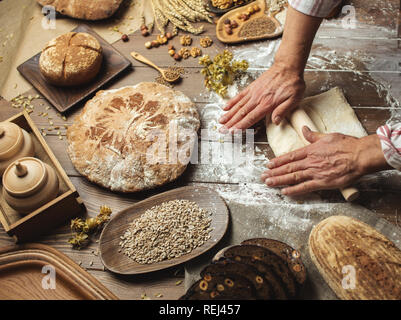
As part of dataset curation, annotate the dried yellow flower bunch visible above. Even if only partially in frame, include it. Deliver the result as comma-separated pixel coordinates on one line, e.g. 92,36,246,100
150,0,212,35
68,205,112,248
199,50,249,97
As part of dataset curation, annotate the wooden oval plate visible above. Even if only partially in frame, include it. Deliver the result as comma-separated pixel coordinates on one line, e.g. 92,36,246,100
99,186,229,275
216,0,283,44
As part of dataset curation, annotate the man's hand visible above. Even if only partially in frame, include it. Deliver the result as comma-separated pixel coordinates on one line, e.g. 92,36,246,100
218,63,305,132
261,126,390,196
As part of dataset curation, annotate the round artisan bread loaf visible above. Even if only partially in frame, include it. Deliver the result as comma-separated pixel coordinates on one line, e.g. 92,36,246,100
67,82,200,192
37,0,123,20
39,32,102,87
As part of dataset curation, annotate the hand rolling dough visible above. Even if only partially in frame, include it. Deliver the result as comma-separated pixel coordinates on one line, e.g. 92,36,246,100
266,87,367,157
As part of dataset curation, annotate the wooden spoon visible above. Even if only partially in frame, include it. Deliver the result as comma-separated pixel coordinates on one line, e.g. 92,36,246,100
130,51,180,83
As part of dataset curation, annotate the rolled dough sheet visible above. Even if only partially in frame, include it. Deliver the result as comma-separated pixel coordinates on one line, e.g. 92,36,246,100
266,87,367,157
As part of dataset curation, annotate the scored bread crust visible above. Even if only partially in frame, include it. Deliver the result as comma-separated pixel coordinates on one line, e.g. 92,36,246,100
39,32,103,86
309,215,401,300
37,0,123,20
39,32,102,86
67,82,200,192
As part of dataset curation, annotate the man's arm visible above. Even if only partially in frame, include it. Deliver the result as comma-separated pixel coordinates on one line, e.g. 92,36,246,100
219,6,323,132
261,127,392,196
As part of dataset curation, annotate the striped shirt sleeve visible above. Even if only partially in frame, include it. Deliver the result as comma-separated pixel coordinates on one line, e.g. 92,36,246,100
288,0,342,18
377,123,401,171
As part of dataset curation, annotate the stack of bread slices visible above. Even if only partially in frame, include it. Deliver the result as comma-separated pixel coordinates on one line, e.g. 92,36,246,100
181,238,306,300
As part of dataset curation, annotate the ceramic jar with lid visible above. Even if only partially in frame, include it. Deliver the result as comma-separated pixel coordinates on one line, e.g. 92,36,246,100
0,122,35,176
2,157,59,215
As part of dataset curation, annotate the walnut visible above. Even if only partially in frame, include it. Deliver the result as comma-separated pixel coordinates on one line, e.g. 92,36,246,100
200,36,213,48
190,47,202,58
180,35,192,46
178,47,191,59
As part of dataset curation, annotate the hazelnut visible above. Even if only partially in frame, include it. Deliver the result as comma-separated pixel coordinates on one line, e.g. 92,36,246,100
157,35,168,44
168,45,175,50
121,34,129,42
145,41,152,49
173,53,182,61
253,4,260,12
242,13,250,21
247,7,254,14
236,13,242,19
225,26,233,35
141,29,149,37
140,24,147,31
168,49,175,56
166,32,173,40
151,40,159,47
223,18,231,25
231,20,238,28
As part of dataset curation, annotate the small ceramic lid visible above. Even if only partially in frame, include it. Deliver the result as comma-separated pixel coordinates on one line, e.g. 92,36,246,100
2,157,48,197
0,122,23,161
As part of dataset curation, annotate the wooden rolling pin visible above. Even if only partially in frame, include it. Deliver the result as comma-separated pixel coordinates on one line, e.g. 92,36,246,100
289,108,360,202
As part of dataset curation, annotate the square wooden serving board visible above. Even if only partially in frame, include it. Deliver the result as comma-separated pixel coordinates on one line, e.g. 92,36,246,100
17,24,132,113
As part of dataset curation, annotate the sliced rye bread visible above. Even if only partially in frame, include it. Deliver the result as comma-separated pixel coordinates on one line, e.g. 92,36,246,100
180,274,257,300
225,255,288,300
241,238,306,286
223,245,298,298
200,260,273,300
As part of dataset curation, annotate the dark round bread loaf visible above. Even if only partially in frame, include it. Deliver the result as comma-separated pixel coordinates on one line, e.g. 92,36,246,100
200,260,273,300
180,274,257,300
241,238,307,286
223,244,298,298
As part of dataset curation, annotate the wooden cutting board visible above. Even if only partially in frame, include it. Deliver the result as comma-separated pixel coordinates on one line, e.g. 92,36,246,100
309,216,401,300
99,186,230,275
0,243,117,300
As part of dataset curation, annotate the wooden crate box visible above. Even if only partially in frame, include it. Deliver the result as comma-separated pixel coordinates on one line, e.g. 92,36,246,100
0,111,85,242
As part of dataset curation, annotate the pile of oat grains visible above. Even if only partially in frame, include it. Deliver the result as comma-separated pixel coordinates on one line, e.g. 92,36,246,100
119,200,213,264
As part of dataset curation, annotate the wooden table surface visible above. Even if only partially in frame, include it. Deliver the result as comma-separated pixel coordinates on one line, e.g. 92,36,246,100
0,0,400,300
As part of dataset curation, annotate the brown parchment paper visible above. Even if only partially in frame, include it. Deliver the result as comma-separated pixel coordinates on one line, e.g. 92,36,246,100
0,0,153,100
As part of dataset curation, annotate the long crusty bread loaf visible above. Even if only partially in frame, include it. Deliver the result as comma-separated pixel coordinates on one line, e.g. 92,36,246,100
309,216,401,300
37,0,123,20
39,32,102,87
67,82,200,192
